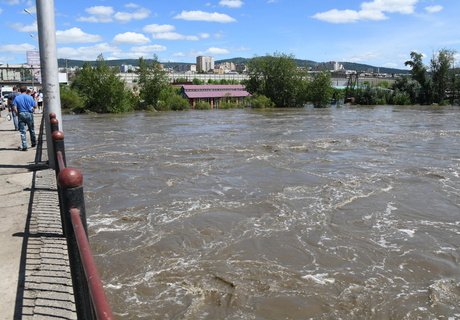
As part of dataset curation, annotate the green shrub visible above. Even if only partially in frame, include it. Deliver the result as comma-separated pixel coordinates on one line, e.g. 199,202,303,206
392,91,412,105
219,101,241,109
167,95,190,111
247,94,275,108
194,101,211,110
147,85,190,111
60,85,85,112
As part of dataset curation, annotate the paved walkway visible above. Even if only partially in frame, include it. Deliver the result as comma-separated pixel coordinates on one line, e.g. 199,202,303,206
0,110,76,319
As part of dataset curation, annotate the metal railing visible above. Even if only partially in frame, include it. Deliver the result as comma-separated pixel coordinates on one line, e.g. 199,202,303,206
50,113,114,320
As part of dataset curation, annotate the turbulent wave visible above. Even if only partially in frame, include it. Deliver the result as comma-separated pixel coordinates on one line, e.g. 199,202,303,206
64,106,460,319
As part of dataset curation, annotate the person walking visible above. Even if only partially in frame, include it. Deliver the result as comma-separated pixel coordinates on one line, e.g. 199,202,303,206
37,89,44,113
13,85,37,151
8,86,20,130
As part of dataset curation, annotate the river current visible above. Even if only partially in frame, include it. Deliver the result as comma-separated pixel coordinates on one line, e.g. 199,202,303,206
64,105,460,319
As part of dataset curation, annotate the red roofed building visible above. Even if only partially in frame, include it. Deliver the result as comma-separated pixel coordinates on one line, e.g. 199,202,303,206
181,84,251,109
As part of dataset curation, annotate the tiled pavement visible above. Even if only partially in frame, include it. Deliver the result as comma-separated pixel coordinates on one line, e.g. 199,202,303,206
1,112,77,319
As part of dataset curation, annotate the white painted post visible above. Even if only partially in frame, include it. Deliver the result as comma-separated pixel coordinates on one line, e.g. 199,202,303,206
36,0,62,168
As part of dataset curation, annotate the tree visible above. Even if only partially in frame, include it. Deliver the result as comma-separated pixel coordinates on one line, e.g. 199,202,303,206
391,76,421,104
307,72,333,108
192,78,204,85
405,52,427,86
404,51,430,104
244,53,305,107
156,86,189,111
71,54,134,113
431,49,455,104
136,55,169,110
246,94,275,108
451,66,460,105
60,85,85,112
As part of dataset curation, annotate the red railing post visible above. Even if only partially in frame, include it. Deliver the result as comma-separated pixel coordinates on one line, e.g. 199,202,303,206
71,208,114,320
58,168,95,319
50,112,59,133
51,130,66,176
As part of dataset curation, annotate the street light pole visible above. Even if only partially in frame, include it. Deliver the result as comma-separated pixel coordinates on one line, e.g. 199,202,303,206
36,0,62,168
31,65,34,89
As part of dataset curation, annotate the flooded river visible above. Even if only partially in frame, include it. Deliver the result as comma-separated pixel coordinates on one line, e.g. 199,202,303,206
64,105,460,319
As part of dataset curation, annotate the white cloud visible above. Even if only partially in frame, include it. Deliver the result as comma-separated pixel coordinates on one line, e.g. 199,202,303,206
313,0,419,23
113,32,150,44
125,3,140,9
143,24,175,33
86,6,114,16
108,44,167,60
78,5,150,23
174,10,236,23
152,32,199,41
0,43,36,52
206,47,230,55
361,0,418,14
425,5,443,13
130,45,167,52
313,9,364,24
78,6,114,23
114,8,150,23
199,33,210,39
219,0,244,8
144,24,205,41
56,28,102,44
11,22,37,33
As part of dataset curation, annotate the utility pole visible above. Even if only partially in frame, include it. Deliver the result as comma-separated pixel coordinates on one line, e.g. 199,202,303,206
36,0,62,168
31,65,34,89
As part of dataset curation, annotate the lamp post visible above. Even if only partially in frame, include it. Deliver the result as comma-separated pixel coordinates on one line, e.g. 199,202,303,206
35,0,62,168
24,9,38,90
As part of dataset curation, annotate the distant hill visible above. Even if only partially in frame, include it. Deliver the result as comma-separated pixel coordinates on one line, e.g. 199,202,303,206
217,57,409,74
58,57,409,74
217,57,318,69
340,62,408,75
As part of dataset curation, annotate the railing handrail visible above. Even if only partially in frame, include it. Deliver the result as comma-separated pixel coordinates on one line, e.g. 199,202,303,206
70,208,114,320
56,150,65,172
50,113,114,319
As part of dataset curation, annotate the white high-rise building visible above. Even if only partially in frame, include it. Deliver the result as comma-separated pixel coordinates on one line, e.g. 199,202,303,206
196,56,214,72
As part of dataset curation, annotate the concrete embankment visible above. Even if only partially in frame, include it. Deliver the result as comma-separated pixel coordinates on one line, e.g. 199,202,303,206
0,110,76,319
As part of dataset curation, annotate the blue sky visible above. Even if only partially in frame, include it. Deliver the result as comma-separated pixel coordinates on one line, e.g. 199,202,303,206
0,0,459,69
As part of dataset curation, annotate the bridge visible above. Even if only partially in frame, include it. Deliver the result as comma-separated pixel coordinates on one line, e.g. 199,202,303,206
0,111,113,319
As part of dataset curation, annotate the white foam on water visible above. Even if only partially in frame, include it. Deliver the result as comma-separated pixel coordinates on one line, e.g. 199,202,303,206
88,215,124,233
428,279,460,307
246,154,272,161
106,283,123,290
301,273,335,285
398,229,416,237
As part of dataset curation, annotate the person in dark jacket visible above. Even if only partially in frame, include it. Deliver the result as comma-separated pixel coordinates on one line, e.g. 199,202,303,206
8,86,20,130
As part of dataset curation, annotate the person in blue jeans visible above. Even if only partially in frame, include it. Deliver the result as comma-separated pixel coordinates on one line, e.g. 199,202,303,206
8,86,20,130
13,85,37,151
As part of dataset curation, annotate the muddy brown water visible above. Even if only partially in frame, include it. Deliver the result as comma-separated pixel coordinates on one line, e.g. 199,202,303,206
64,105,460,319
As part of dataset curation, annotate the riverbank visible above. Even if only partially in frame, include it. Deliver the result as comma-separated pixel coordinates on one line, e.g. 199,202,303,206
0,110,76,319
